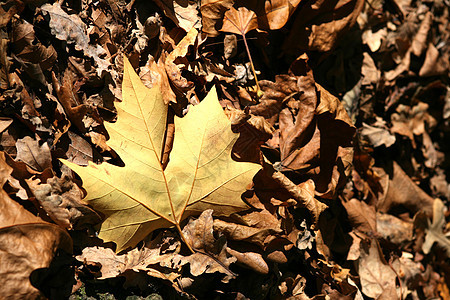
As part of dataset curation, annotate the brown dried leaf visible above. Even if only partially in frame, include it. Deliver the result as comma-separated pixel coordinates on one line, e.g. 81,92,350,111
391,253,423,299
0,152,72,299
181,210,237,281
220,6,258,36
66,132,94,167
268,166,328,228
411,12,432,57
282,0,364,52
360,119,396,148
0,0,24,27
259,0,302,30
11,19,57,70
140,57,176,104
226,247,269,274
164,27,197,93
41,2,109,75
376,162,434,215
213,218,281,248
358,240,399,299
341,198,376,235
390,102,436,148
376,213,413,245
154,0,200,32
52,71,89,134
77,231,181,282
15,136,52,172
200,0,235,37
419,43,450,77
26,176,101,230
0,117,13,134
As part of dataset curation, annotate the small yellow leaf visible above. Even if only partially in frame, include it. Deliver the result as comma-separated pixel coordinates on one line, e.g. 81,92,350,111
62,57,261,252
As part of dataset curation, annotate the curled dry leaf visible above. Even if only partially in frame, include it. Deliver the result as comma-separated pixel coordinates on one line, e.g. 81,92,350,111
267,165,327,228
11,19,57,70
52,71,89,134
251,56,355,199
26,175,101,230
213,218,281,248
77,231,182,282
226,247,269,274
0,152,72,299
164,27,197,94
360,118,396,148
0,0,24,27
180,210,237,281
41,2,109,75
140,57,175,104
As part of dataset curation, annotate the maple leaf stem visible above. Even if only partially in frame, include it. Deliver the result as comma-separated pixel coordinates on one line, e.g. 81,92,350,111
241,33,262,97
175,222,195,254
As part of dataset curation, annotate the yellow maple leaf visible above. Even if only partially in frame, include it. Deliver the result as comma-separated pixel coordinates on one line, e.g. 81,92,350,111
62,57,261,252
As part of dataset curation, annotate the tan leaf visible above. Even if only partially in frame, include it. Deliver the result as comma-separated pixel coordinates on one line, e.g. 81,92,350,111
341,198,376,235
220,6,258,36
376,162,434,215
213,218,281,248
376,213,413,245
260,0,302,30
41,2,109,75
15,135,52,172
391,253,423,299
77,231,182,282
0,152,72,299
154,0,200,32
140,57,175,104
164,27,197,93
26,175,101,229
226,247,269,274
180,210,237,280
358,239,399,299
422,198,450,256
360,119,396,148
200,0,235,37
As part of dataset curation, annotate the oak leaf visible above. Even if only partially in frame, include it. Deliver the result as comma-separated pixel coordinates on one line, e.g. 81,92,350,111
422,198,450,256
358,239,399,299
63,57,261,252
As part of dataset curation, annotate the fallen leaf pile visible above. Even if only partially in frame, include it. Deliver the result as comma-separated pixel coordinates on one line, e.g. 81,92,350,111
0,0,449,299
